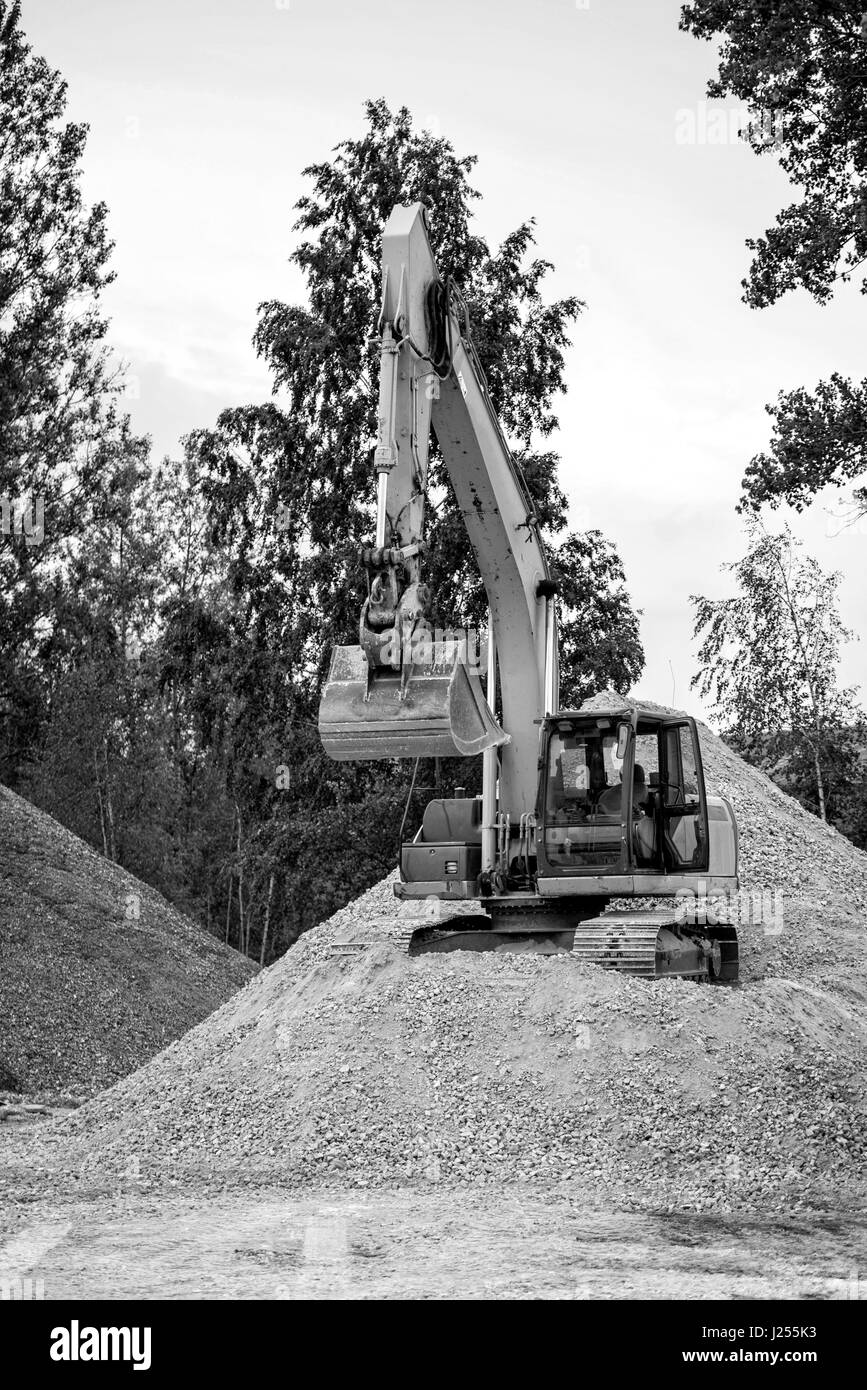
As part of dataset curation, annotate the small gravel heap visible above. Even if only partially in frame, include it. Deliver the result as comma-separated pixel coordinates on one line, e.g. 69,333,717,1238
30,701,867,1213
0,786,257,1096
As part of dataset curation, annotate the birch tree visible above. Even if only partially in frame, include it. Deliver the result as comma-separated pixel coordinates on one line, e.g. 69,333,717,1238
691,521,858,820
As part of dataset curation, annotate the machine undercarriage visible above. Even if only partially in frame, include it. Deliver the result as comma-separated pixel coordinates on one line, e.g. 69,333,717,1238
403,904,739,981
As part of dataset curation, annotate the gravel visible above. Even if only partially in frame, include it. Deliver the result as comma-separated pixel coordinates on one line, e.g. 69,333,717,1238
0,785,258,1097
15,698,867,1215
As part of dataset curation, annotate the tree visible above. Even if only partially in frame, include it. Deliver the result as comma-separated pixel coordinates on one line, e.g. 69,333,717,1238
691,519,858,820
193,101,588,668
0,0,120,780
741,718,867,840
680,2,867,517
27,435,177,870
192,98,640,680
555,531,644,706
739,372,867,521
185,100,644,953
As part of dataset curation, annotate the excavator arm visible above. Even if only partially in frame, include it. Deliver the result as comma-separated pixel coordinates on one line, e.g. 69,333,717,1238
318,203,559,825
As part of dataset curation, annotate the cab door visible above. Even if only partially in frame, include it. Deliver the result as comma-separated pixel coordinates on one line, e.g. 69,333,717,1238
660,718,709,873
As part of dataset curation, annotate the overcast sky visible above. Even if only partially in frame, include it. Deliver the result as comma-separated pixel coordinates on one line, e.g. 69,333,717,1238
22,0,866,726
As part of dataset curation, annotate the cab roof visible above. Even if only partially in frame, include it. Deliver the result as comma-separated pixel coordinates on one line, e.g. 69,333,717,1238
548,706,688,725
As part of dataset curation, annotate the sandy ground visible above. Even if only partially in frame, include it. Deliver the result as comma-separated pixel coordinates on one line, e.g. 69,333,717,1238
3,1189,865,1301
1,1115,864,1300
3,709,866,1301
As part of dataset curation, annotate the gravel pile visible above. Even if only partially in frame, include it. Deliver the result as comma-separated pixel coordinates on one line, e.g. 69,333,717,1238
25,699,867,1213
0,786,257,1096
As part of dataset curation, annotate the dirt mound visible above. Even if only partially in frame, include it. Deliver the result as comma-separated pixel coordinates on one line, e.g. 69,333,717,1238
25,704,867,1213
0,785,257,1096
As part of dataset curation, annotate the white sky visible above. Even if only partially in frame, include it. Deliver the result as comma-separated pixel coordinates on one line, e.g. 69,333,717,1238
22,0,867,726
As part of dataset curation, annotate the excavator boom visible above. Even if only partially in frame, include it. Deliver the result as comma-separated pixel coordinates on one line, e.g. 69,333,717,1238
318,203,556,821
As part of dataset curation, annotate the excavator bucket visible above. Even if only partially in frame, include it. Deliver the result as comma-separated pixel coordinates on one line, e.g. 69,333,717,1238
319,645,508,761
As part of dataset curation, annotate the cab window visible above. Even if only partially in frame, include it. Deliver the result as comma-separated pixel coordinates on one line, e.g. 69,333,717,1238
544,723,625,869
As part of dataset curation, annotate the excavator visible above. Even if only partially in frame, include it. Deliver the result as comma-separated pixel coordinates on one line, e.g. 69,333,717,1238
318,203,739,981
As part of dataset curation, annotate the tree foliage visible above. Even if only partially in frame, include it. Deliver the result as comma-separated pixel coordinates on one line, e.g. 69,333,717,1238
555,531,645,707
691,519,858,819
191,98,594,676
680,0,867,307
0,0,121,778
680,2,867,517
739,372,867,517
728,719,867,845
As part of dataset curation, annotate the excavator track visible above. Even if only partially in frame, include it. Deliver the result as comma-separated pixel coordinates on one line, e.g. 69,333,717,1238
566,909,738,981
402,905,738,981
571,914,661,977
706,923,739,982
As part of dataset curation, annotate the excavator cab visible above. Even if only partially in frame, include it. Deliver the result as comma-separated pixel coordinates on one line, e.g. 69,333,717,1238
538,711,713,884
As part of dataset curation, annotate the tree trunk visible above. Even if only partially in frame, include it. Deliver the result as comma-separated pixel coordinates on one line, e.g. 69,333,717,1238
224,805,236,944
260,872,275,966
93,749,109,857
235,804,246,955
238,874,246,956
813,749,828,822
769,534,831,826
103,738,117,861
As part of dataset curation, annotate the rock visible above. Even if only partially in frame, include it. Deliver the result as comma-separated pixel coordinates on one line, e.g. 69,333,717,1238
11,700,867,1216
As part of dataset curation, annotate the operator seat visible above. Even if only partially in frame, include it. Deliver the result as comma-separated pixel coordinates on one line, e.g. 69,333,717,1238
597,763,649,816
596,782,620,815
